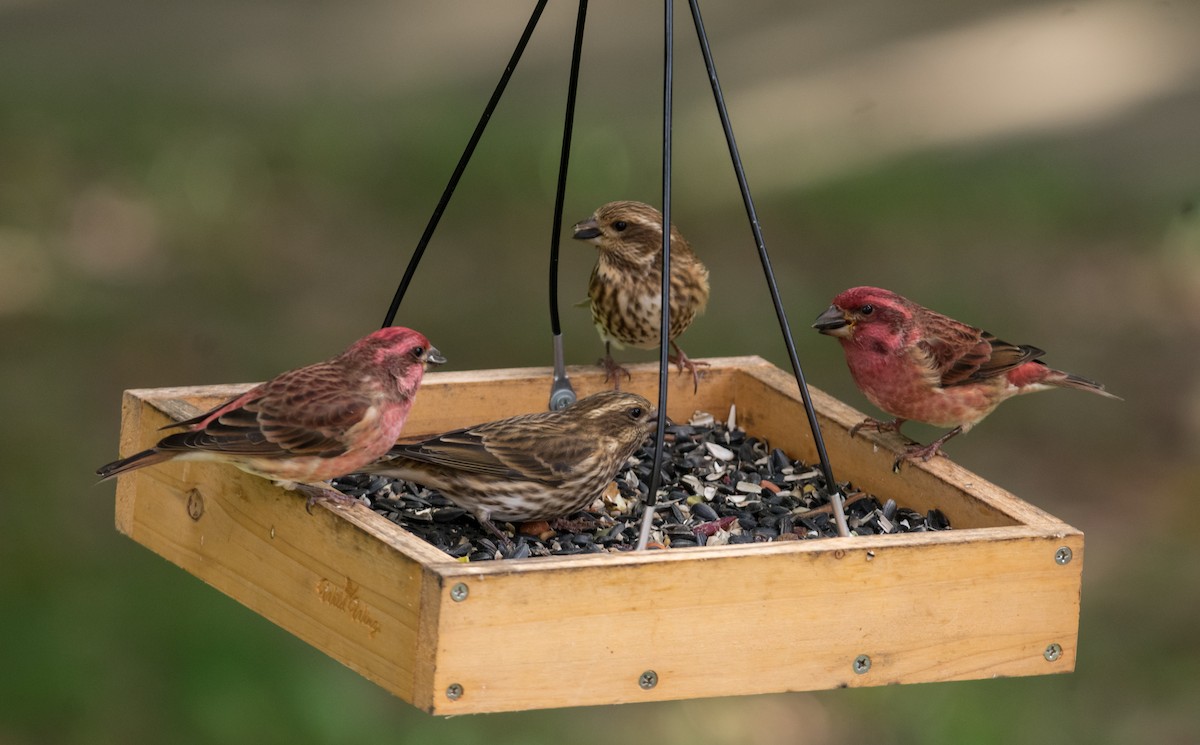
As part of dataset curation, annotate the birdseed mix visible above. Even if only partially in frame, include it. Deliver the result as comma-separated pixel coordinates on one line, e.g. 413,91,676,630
334,408,949,561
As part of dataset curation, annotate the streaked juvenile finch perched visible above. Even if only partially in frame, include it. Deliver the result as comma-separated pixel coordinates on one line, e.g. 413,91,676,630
572,200,710,392
361,391,657,539
813,286,1119,464
97,327,445,507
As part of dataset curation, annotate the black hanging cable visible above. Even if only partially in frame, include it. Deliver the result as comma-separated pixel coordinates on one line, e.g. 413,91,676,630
381,0,550,328
635,0,676,551
547,0,589,411
687,0,848,536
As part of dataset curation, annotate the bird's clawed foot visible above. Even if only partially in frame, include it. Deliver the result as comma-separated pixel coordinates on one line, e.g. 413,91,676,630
849,417,908,439
892,444,945,472
550,514,599,533
669,343,709,394
848,417,924,472
890,426,963,472
903,441,948,462
297,483,359,514
599,354,633,390
477,517,516,547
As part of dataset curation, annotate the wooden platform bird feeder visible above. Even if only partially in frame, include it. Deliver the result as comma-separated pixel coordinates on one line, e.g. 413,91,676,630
111,357,1083,714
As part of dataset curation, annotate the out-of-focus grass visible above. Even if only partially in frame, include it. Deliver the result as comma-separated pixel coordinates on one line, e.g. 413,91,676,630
2,2,1198,743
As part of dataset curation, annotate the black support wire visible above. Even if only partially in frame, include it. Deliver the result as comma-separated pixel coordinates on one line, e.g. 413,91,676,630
686,0,848,536
547,0,589,411
381,0,549,328
634,0,676,551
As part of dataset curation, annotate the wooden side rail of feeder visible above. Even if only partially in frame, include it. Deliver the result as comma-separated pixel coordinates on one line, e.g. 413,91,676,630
111,356,1083,714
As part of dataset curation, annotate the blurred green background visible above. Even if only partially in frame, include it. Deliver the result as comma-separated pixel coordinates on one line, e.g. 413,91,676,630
3,0,1198,742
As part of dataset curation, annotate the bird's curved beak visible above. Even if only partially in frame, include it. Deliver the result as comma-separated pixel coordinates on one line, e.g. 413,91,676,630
812,305,852,337
572,217,601,241
424,346,447,368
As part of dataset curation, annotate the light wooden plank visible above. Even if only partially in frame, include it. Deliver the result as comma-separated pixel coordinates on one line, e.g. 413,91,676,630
115,398,438,703
429,524,1077,576
426,530,1083,714
113,389,149,536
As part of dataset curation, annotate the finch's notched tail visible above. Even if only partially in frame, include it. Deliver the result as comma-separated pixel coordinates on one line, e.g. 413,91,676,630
1053,372,1122,401
1013,360,1121,401
96,448,170,481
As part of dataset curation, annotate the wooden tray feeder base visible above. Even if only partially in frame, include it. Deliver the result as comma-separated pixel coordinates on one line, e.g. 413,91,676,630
112,356,1082,714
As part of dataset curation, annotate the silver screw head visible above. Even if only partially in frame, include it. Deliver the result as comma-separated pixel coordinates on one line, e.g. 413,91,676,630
1054,547,1073,565
638,670,658,690
1044,643,1063,662
853,654,872,674
446,683,463,700
549,387,577,411
450,582,469,602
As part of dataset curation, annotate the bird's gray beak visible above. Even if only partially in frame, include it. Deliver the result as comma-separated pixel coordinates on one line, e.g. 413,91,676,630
812,305,851,337
572,217,601,241
424,346,447,367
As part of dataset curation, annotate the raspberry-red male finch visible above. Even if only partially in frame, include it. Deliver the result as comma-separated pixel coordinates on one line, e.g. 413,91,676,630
814,286,1118,463
573,201,710,392
98,326,445,506
362,391,656,539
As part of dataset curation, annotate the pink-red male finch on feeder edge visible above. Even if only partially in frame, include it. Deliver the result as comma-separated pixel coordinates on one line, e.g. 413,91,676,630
97,326,445,508
813,286,1119,465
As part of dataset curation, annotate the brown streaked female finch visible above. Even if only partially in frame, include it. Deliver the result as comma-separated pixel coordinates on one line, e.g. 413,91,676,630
572,200,710,392
813,286,1119,464
360,391,656,540
97,327,445,507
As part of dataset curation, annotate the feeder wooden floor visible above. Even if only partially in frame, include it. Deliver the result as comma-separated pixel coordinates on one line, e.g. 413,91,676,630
111,356,1082,714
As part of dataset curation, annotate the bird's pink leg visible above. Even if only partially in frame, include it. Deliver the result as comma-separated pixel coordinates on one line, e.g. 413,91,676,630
669,341,709,394
598,342,632,390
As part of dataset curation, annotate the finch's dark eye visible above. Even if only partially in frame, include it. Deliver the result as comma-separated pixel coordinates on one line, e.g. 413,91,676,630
628,406,644,419
613,220,628,232
859,304,874,316
411,345,425,358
